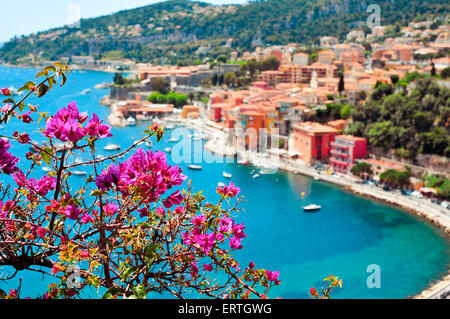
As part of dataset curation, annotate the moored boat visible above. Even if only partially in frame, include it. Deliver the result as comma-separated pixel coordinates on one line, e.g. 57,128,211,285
223,172,232,178
188,164,203,170
104,144,121,151
303,204,322,212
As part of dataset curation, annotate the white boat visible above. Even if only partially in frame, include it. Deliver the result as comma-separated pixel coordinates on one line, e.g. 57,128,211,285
73,170,88,176
96,155,105,160
168,137,179,143
81,89,91,95
252,174,260,179
314,176,320,181
223,172,232,179
126,117,137,126
164,147,172,153
188,164,203,170
104,144,121,151
303,204,322,212
218,182,225,187
145,141,153,148
42,166,52,172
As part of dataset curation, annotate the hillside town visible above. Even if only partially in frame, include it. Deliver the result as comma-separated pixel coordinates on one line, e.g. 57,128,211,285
99,19,449,200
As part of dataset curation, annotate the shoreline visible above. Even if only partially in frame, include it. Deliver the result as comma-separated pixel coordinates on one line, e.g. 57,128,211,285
178,117,450,299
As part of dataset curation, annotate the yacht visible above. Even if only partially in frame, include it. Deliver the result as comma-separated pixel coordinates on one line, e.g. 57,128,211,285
42,166,52,172
104,144,121,151
94,82,109,89
223,172,232,179
126,117,137,126
252,174,260,179
218,182,225,188
303,204,322,212
188,164,203,170
72,170,88,176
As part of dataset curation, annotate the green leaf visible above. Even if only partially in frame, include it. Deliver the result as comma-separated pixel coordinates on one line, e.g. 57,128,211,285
102,287,122,299
43,66,57,73
60,73,67,87
120,266,137,281
133,284,147,299
40,147,53,165
37,84,49,98
36,71,47,79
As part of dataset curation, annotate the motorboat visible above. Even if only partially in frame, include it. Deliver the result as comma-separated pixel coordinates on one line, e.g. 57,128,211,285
188,164,203,170
145,141,153,148
218,182,225,188
42,166,52,172
81,88,92,95
164,147,172,153
126,117,137,126
223,172,232,179
303,204,322,212
252,174,260,179
72,170,88,176
104,144,121,151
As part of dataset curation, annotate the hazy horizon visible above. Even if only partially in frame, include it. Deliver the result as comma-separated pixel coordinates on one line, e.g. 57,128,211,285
0,0,248,42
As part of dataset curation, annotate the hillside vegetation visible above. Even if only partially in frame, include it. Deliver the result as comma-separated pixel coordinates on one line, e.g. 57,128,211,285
1,0,449,64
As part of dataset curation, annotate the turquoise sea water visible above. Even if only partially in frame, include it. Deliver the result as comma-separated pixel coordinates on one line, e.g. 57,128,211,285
0,65,449,299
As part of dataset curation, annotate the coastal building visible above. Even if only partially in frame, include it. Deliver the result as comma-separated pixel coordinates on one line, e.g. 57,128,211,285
292,52,309,66
292,122,338,164
117,95,174,118
181,105,200,119
330,135,367,174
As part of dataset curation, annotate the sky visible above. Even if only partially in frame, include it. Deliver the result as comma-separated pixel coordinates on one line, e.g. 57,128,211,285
0,0,248,42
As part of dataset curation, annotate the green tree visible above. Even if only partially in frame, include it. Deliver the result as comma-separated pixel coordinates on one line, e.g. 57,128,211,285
351,162,373,181
151,77,169,95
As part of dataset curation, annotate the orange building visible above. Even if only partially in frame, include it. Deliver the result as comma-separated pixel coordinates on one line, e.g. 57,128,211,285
181,105,200,119
292,122,338,164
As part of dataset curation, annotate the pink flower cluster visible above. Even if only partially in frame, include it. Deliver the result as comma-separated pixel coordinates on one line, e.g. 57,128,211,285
183,214,247,256
12,170,56,198
0,138,19,175
44,101,112,143
216,182,240,198
95,148,187,205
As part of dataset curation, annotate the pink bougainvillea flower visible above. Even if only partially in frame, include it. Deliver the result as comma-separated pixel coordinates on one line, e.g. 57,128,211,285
84,113,112,138
80,213,94,224
229,237,242,250
217,182,240,198
1,88,11,96
17,133,31,144
104,202,118,216
203,264,213,272
266,270,280,283
163,190,184,208
80,250,90,259
60,118,85,143
95,164,121,191
138,207,149,218
192,215,206,227
21,111,33,123
231,222,247,239
63,205,83,220
0,138,19,175
51,264,63,274
1,103,11,113
35,227,47,238
195,233,216,255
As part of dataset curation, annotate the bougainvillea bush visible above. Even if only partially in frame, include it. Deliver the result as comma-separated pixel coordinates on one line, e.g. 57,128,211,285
0,64,285,299
0,64,341,300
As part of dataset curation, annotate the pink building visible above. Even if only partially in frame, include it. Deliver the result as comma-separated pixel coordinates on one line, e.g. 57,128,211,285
330,135,367,174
